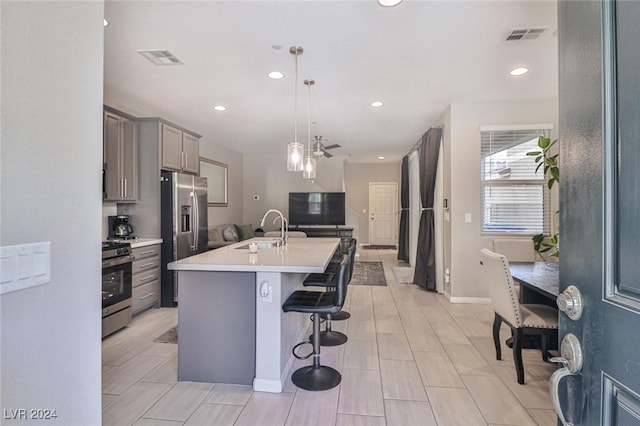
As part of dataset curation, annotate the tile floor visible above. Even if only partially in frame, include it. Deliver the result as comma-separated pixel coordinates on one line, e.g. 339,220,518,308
102,248,557,425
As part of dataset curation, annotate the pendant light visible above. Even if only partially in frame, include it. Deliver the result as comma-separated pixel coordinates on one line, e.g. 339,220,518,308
287,46,304,172
303,79,316,180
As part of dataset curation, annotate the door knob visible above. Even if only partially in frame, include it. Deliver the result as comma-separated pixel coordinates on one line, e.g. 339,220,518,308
557,285,583,320
550,333,583,426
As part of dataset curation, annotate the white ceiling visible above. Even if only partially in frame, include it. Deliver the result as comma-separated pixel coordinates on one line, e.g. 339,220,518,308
104,0,558,163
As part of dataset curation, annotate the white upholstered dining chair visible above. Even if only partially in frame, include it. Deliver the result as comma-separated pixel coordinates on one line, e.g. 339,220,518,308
480,248,558,384
264,231,307,238
491,238,537,262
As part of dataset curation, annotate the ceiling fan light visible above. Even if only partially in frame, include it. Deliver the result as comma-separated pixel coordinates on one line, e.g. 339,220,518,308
287,142,304,171
313,141,324,156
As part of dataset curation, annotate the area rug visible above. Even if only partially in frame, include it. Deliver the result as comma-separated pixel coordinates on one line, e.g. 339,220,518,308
154,326,177,344
350,261,387,286
392,266,415,284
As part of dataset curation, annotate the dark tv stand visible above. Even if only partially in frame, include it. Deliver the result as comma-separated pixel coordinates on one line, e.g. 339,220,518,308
290,227,354,253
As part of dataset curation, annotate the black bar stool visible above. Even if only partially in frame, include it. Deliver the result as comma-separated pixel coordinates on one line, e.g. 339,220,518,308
302,241,356,346
305,239,357,321
282,256,350,391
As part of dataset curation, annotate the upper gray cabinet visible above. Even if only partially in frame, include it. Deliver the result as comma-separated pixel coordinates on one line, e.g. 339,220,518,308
104,108,137,202
161,123,200,174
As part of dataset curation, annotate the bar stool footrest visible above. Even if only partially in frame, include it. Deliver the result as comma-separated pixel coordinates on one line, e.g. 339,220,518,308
292,340,313,360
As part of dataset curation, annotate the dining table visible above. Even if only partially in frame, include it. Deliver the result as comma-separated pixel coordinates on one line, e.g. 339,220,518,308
510,261,559,308
508,261,560,351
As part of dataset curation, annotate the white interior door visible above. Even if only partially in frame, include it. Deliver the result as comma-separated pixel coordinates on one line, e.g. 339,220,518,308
368,182,398,246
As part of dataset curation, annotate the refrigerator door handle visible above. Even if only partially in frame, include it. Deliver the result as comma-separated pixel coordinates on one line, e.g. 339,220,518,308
189,191,196,251
192,188,199,251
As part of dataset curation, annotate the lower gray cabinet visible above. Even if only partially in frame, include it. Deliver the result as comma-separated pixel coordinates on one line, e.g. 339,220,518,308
131,244,160,314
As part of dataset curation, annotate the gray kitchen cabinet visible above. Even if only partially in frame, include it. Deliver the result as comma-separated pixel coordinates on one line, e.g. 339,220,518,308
104,108,137,201
182,132,200,174
131,244,160,314
160,122,200,174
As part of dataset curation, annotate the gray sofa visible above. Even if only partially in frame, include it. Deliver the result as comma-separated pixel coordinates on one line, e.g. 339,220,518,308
207,223,254,250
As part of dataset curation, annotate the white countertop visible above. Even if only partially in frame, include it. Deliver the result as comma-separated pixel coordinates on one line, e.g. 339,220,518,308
168,237,340,273
106,238,163,248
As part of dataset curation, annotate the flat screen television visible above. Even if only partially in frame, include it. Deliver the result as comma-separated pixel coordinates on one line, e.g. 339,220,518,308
288,192,346,226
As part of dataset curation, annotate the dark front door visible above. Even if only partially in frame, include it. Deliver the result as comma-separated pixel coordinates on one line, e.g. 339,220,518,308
558,0,640,424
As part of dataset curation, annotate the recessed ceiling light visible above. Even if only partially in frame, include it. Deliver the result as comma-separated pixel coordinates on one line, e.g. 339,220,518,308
213,105,227,112
510,67,529,76
268,71,285,80
378,0,403,7
103,18,109,27
378,156,385,160
370,101,384,108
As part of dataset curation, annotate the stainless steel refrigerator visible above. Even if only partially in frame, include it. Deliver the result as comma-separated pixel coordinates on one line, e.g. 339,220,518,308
160,171,208,306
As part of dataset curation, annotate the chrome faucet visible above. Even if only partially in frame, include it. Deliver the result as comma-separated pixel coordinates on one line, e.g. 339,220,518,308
273,216,288,245
260,209,288,245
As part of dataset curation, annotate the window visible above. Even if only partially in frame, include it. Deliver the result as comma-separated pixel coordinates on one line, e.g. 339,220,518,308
481,126,551,235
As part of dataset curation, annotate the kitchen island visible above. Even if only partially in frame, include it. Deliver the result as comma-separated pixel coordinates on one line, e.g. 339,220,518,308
167,237,340,393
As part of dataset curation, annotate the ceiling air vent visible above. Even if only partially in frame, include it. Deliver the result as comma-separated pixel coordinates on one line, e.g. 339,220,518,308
137,50,183,66
505,28,547,41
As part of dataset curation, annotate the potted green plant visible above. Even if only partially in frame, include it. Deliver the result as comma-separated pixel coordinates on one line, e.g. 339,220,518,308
527,135,559,259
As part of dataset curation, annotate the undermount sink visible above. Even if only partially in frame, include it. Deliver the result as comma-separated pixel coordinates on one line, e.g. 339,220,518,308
235,240,279,251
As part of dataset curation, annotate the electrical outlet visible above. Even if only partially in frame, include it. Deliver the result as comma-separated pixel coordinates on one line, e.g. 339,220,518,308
260,282,273,303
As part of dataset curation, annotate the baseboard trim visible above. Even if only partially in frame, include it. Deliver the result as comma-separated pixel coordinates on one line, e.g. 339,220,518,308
253,378,282,393
448,296,492,304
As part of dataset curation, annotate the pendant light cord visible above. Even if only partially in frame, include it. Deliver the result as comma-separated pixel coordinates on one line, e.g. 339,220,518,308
307,81,312,154
293,49,299,144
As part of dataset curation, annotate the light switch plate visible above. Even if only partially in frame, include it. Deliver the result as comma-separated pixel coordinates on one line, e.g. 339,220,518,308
464,213,472,223
0,242,51,294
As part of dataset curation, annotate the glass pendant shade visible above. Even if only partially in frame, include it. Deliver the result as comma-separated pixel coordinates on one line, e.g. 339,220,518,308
302,155,316,179
287,141,304,171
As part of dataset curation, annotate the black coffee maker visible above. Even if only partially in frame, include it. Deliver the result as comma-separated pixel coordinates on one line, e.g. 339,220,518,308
108,215,135,239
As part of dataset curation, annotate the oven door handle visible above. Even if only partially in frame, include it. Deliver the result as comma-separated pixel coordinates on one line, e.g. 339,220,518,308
102,255,134,268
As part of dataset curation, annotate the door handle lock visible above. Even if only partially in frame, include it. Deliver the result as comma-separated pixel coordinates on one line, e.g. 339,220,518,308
557,285,583,320
550,333,583,426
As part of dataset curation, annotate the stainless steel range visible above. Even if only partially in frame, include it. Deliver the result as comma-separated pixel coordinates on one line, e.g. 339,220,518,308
102,241,133,338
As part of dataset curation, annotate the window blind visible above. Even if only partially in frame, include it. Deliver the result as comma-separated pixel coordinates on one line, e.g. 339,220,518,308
481,128,550,235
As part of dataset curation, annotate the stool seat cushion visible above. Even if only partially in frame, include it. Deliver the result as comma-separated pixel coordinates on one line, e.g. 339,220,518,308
303,272,335,287
283,290,341,315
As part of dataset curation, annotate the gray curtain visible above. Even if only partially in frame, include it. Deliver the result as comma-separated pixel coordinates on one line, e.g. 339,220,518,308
397,155,410,262
413,127,442,291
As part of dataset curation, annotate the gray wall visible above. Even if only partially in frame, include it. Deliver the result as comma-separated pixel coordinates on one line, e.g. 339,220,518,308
242,153,345,230
1,1,104,424
199,140,244,227
446,100,558,300
344,162,401,245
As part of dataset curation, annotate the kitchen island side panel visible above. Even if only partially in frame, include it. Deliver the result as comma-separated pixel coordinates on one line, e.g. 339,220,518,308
253,271,309,392
177,270,256,384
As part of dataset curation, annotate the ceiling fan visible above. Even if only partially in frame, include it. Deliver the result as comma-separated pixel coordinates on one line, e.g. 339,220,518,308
312,136,341,158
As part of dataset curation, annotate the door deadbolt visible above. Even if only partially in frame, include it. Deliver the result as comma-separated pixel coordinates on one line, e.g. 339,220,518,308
556,285,583,321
